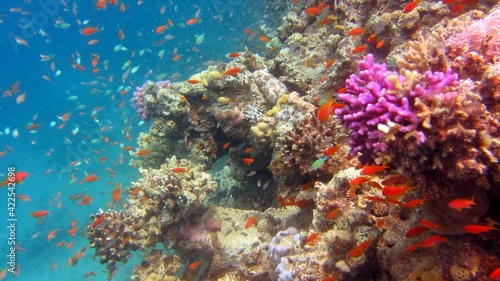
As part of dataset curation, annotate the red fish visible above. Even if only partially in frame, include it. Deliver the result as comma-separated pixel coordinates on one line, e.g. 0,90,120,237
448,197,475,212
463,224,498,234
83,173,100,182
421,235,448,248
82,26,99,36
324,145,340,156
349,176,369,186
326,208,339,220
305,233,321,245
317,101,344,123
68,227,78,237
171,167,187,173
186,18,199,25
490,267,500,280
29,210,50,218
403,0,420,13
406,243,421,252
352,45,366,53
419,219,442,230
405,198,427,208
92,216,105,228
348,28,365,36
258,36,270,42
47,229,58,241
325,59,336,68
111,183,121,204
187,79,200,84
189,261,201,277
405,225,429,238
243,158,254,165
223,67,241,76
360,164,388,175
348,238,373,257
245,214,258,228
305,6,323,16
382,185,416,198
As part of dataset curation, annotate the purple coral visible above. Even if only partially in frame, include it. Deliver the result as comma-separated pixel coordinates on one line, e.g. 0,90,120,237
132,80,172,121
335,54,458,163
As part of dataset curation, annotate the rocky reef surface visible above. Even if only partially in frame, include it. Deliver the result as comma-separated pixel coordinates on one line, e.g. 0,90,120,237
87,1,500,280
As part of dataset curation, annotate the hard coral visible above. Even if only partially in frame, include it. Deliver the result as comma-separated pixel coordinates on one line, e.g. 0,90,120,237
132,80,173,121
335,54,459,165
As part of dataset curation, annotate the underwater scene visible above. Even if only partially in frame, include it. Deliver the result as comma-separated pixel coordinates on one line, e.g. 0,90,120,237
1,0,500,280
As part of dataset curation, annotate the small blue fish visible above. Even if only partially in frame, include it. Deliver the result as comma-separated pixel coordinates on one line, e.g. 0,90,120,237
310,157,327,170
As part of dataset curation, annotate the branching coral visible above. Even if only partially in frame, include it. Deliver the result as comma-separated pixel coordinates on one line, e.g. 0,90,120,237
335,54,458,164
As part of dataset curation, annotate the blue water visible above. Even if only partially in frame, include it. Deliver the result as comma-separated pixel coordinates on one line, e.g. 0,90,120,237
0,0,280,280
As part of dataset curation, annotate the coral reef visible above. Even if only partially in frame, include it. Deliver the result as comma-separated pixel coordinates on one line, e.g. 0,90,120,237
89,2,500,281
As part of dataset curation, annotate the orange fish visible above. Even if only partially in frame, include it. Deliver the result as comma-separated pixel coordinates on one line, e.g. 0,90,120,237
189,261,201,276
243,158,254,165
136,150,151,156
375,40,385,48
111,183,121,204
326,208,339,220
96,0,106,9
223,67,241,76
243,29,253,34
305,233,321,245
421,235,448,248
245,214,258,228
68,227,78,237
352,45,366,53
366,34,378,45
448,197,475,212
348,238,373,257
171,167,187,173
187,79,200,84
348,28,365,36
405,198,427,208
29,210,50,218
349,176,369,186
83,173,100,182
317,101,344,123
304,6,323,16
156,25,167,34
222,142,231,149
47,229,58,241
360,164,388,175
186,18,199,25
325,59,336,68
258,35,270,42
82,26,99,36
